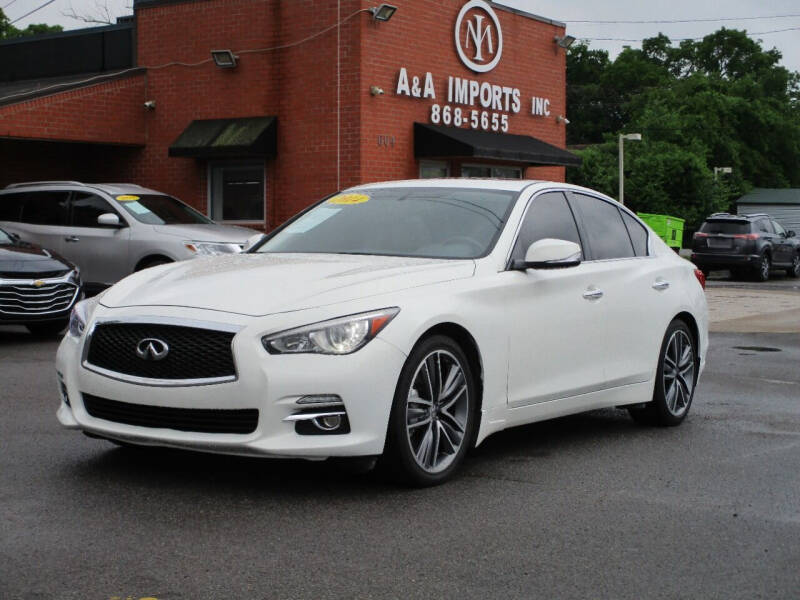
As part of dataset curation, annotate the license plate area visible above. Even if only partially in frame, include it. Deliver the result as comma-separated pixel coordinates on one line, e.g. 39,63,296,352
707,238,732,249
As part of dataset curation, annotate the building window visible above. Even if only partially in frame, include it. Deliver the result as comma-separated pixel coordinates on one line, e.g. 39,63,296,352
461,164,522,179
420,161,450,178
209,162,265,222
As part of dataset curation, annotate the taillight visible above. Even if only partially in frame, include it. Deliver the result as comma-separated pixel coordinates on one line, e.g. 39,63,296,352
694,268,706,290
732,233,759,240
693,232,708,238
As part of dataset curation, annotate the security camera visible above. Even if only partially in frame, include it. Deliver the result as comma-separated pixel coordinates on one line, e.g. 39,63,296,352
557,115,570,125
143,100,156,110
370,86,385,96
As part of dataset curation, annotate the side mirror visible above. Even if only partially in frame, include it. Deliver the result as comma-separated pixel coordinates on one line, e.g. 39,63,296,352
97,213,121,227
788,230,796,238
512,238,582,270
243,232,265,252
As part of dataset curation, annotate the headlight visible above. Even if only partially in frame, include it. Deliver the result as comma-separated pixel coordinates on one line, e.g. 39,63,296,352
68,294,102,338
262,308,400,355
68,268,81,284
184,241,243,256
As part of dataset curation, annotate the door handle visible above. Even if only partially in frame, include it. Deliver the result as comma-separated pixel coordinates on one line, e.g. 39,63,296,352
652,280,670,291
583,287,604,300
64,236,80,243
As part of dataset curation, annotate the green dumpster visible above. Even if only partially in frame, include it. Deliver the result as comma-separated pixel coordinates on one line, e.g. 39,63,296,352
637,213,685,250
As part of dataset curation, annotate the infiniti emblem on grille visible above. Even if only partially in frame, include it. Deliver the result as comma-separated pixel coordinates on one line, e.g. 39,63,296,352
135,338,170,361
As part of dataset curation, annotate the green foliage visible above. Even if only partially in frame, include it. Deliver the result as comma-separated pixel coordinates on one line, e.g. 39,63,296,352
0,8,62,40
566,28,800,229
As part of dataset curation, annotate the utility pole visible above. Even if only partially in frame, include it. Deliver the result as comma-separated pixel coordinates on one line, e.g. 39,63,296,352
618,133,642,205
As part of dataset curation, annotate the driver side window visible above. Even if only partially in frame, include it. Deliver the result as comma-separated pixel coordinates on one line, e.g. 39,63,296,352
511,191,583,262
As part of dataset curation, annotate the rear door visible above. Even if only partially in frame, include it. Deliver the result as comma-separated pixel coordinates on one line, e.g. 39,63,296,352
568,192,671,387
769,219,792,264
62,192,131,285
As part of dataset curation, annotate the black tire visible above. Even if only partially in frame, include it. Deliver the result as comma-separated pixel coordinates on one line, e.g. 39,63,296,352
753,254,770,282
25,320,68,337
382,335,477,487
787,253,800,278
628,319,697,427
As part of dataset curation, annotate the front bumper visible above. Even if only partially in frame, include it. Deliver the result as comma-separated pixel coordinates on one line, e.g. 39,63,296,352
55,307,408,459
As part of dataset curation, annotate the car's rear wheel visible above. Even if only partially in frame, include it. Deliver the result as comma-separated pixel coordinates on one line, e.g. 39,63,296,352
787,254,800,278
25,320,68,337
629,319,697,427
383,335,476,486
753,254,770,282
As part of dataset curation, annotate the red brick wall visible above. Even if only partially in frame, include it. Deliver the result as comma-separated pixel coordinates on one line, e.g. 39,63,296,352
1,0,569,227
358,0,568,184
0,74,146,146
132,0,363,227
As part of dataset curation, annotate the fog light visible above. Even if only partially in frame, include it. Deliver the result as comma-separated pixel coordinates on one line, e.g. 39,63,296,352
315,414,342,431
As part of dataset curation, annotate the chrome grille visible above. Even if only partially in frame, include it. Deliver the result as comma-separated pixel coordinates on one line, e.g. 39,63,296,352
0,282,79,315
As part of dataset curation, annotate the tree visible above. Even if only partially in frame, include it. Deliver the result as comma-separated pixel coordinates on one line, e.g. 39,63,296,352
566,29,800,229
0,8,62,40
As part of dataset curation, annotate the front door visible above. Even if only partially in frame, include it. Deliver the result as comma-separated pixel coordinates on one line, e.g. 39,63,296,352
60,192,131,285
505,190,606,406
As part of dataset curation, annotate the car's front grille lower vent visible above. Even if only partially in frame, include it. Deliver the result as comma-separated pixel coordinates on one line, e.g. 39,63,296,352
86,323,236,381
83,394,258,434
0,282,78,315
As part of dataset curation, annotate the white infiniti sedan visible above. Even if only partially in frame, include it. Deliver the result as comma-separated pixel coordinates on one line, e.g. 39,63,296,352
56,180,708,486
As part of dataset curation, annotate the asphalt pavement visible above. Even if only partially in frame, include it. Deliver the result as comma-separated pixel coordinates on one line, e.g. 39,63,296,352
1,325,799,599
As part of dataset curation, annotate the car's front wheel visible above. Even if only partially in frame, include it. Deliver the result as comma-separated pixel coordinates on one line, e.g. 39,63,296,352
629,319,697,426
383,335,477,486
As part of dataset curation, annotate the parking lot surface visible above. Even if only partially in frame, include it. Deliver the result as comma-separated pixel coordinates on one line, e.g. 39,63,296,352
1,325,799,599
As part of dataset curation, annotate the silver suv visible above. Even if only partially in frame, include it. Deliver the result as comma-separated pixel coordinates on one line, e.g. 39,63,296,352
0,182,257,291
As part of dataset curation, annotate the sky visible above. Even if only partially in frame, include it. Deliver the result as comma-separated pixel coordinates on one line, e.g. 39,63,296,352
6,0,800,73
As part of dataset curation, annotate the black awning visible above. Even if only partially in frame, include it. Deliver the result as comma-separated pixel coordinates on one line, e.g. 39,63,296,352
168,116,277,158
414,122,581,167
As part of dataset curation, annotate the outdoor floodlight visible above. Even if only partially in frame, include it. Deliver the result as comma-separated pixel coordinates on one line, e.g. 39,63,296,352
211,50,238,69
370,4,398,22
554,35,576,49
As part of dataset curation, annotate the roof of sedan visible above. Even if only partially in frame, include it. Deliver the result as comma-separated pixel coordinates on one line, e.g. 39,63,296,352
350,179,598,194
1,182,165,196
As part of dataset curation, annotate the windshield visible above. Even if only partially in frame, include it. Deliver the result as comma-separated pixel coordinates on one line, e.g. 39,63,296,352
0,228,12,245
700,220,751,234
255,187,519,259
115,194,213,225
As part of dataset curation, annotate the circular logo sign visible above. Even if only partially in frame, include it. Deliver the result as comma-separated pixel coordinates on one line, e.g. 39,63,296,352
454,0,503,73
135,337,170,361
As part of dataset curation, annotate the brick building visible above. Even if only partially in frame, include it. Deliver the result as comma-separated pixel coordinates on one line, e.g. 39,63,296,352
0,0,578,230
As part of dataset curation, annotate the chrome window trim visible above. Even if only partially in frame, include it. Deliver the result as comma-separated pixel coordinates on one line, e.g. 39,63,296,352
81,315,243,387
503,188,656,270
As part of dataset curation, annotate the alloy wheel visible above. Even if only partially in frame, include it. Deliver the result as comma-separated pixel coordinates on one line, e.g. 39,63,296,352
791,255,800,277
405,350,469,474
662,330,695,417
760,256,770,280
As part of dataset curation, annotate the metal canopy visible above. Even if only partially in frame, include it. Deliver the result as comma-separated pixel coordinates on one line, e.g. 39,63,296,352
414,122,581,167
168,116,277,158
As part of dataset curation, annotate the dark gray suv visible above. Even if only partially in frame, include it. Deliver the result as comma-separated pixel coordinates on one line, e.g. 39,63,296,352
691,212,800,281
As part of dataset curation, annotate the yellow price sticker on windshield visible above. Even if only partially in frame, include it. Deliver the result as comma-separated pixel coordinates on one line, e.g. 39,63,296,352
328,193,369,205
116,195,140,201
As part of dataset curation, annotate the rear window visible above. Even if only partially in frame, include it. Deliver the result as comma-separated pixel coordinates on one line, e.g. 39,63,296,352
699,220,751,235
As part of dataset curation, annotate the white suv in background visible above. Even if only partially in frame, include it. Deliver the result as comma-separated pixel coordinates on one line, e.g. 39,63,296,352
0,182,257,292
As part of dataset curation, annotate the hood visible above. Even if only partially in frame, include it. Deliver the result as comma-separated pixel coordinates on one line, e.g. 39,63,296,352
151,223,258,243
0,242,74,276
101,253,475,316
